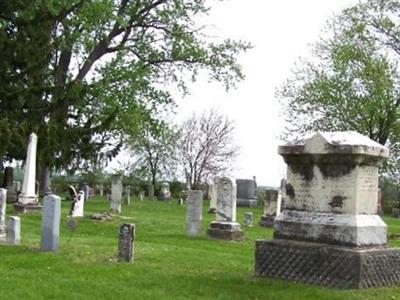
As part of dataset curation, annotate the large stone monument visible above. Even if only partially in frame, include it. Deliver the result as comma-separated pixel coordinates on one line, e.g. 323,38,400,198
111,176,123,213
259,189,279,227
15,133,41,212
186,190,203,236
118,223,135,262
236,179,257,207
0,189,6,243
207,177,243,240
255,131,400,288
40,195,61,251
158,182,171,201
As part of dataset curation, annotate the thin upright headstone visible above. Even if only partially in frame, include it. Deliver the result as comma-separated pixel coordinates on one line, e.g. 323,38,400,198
259,189,279,227
236,178,258,207
7,216,20,245
111,176,122,213
208,180,218,213
139,191,144,201
40,195,61,251
83,184,90,201
148,184,154,199
0,188,7,242
99,184,104,197
3,167,17,203
186,190,203,236
125,186,131,205
158,182,171,201
118,223,135,262
207,177,243,240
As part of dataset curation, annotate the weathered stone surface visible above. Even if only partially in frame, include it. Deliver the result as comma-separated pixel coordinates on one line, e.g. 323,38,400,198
244,212,253,227
13,202,42,213
111,176,122,213
158,182,171,201
207,222,243,241
236,179,258,207
19,133,38,205
7,216,20,245
90,212,114,221
118,223,135,262
139,191,145,201
186,190,203,236
40,195,61,251
255,131,399,289
0,189,7,242
83,185,90,201
71,191,84,218
259,189,278,227
274,211,387,247
215,177,236,222
148,184,154,198
255,239,400,289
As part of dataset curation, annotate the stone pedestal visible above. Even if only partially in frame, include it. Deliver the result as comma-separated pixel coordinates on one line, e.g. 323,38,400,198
0,189,6,243
207,177,243,241
158,182,171,201
40,195,61,251
186,190,203,236
255,131,400,288
111,176,122,213
236,179,258,207
259,189,279,227
118,223,135,262
18,133,39,205
7,216,20,245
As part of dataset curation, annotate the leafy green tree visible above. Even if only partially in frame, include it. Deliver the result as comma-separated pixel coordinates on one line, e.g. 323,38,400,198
126,121,179,187
0,0,250,176
278,0,400,178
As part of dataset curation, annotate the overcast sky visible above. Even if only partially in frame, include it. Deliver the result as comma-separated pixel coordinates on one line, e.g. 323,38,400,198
173,0,360,186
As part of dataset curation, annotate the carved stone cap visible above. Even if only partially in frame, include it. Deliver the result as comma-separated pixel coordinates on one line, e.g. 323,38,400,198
279,131,389,158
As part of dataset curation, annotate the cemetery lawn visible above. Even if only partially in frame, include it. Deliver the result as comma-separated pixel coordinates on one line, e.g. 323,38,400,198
1,197,400,300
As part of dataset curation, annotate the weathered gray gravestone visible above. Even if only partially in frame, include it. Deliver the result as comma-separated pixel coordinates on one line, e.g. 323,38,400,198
236,179,258,207
0,188,7,242
255,131,400,289
83,184,90,202
208,179,218,213
125,186,131,205
259,189,279,227
7,216,20,245
40,195,61,251
118,223,135,262
244,212,253,227
158,182,171,201
139,191,145,201
98,184,104,197
148,184,154,199
186,190,203,236
207,177,243,240
111,176,123,213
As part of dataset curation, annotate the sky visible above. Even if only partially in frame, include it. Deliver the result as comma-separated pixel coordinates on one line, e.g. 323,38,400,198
173,0,360,187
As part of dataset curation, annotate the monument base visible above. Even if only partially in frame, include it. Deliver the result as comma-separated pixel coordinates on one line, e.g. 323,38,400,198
236,198,257,207
6,192,18,203
207,221,244,241
14,202,42,214
255,239,400,289
259,215,275,227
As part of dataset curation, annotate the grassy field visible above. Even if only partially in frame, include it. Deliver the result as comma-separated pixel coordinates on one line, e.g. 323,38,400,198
1,196,400,300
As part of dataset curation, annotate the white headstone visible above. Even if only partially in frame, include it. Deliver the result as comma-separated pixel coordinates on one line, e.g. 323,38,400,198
186,190,203,236
215,177,236,222
7,216,20,245
71,191,85,217
19,133,38,204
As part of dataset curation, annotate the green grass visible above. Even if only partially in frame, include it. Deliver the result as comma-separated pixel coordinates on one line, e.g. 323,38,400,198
1,197,400,300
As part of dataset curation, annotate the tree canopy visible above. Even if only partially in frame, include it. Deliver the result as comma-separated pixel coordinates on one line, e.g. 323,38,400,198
278,0,400,178
0,0,250,172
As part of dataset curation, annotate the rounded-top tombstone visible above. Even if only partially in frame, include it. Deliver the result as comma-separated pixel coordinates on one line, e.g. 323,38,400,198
255,131,400,289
